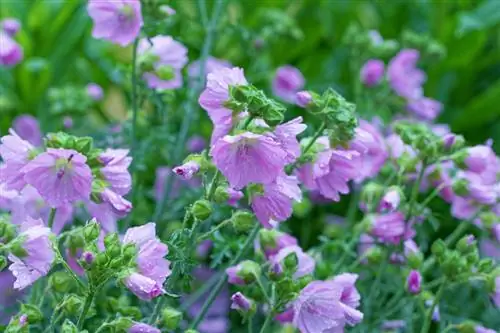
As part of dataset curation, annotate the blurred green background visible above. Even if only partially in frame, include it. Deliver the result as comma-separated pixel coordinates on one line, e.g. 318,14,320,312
1,0,500,145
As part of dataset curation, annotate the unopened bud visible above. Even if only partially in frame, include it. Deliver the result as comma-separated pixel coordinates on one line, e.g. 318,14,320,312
431,239,446,258
61,319,78,333
83,219,100,243
457,235,476,254
214,186,230,203
49,271,74,293
192,200,212,220
20,304,42,323
162,307,183,330
231,210,255,233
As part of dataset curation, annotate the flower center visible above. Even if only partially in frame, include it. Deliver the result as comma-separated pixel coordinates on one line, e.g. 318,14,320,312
119,5,134,22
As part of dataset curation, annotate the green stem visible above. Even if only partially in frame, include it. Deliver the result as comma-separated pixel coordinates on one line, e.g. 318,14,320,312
189,224,260,329
331,231,361,273
153,0,226,222
416,182,446,215
259,311,274,333
206,170,222,200
180,271,223,311
302,122,326,156
248,317,253,333
256,276,272,305
406,161,427,222
198,219,231,241
54,246,85,290
77,289,95,329
419,279,446,333
48,208,57,229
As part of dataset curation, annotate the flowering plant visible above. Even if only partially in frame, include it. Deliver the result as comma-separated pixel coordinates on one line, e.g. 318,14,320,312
1,1,500,333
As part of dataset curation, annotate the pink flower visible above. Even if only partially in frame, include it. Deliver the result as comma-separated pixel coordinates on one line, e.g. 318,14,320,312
230,292,252,312
273,117,307,163
123,223,171,300
87,0,143,46
0,31,23,67
8,217,55,290
387,49,426,100
199,67,248,144
299,143,360,201
293,275,363,333
129,323,161,333
188,56,231,79
22,148,92,207
351,120,388,181
186,135,206,153
407,97,442,121
271,245,315,279
99,149,132,196
0,129,34,191
360,59,385,86
272,65,305,103
100,188,132,216
251,174,302,228
211,132,288,189
406,270,422,294
13,115,42,146
492,276,500,308
296,91,312,108
173,161,200,180
379,189,401,212
260,231,298,258
1,18,21,36
464,145,495,174
475,325,496,333
225,264,246,285
370,211,406,244
86,83,104,101
138,35,188,89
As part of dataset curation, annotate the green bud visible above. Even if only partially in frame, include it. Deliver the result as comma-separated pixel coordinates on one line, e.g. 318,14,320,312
120,306,142,320
62,295,83,315
184,330,200,333
262,106,284,127
465,250,479,265
431,239,446,258
456,235,476,254
231,210,255,233
156,65,175,81
109,257,123,269
95,252,109,267
74,136,93,155
161,307,183,330
49,271,74,293
441,251,463,278
104,233,120,249
360,182,384,208
122,243,137,261
456,321,476,333
259,229,278,249
214,186,230,204
477,258,495,273
110,317,134,331
83,219,100,243
61,319,78,333
0,256,7,271
20,304,42,323
239,260,261,283
9,239,28,258
451,150,468,168
366,247,384,264
192,200,212,220
283,252,299,273
480,212,499,229
452,179,469,197
293,198,312,218
407,251,424,270
106,244,122,259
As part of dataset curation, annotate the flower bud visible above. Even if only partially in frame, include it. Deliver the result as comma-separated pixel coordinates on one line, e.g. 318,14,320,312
8,239,28,258
431,239,446,258
407,251,424,270
452,178,469,196
62,295,83,315
61,319,78,333
456,321,476,333
230,210,255,233
110,317,134,331
49,271,74,293
122,243,137,261
269,262,284,280
191,200,212,220
226,260,261,285
457,235,476,254
480,212,499,229
83,219,100,243
296,91,312,108
360,59,385,87
366,246,384,264
20,304,43,323
156,65,175,81
406,270,422,294
262,106,285,127
95,252,109,267
477,258,495,274
214,186,230,203
284,252,299,272
231,292,254,314
173,161,200,180
360,182,384,210
81,251,95,267
379,187,402,212
161,307,183,330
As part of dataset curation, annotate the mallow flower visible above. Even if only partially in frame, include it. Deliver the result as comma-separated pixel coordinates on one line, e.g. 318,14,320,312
99,149,132,196
87,0,143,46
22,148,92,207
0,129,35,191
351,120,388,182
369,211,406,244
13,115,42,146
199,67,248,144
272,65,305,103
0,31,23,67
128,323,161,333
250,174,302,228
123,223,171,300
8,217,55,290
360,59,385,87
211,132,288,189
271,245,315,279
387,49,425,100
188,56,231,80
407,97,442,121
138,35,188,89
272,117,307,163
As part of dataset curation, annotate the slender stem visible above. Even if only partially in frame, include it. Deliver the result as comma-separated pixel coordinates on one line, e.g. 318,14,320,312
256,276,272,305
54,246,85,290
154,0,226,222
189,224,260,329
406,161,427,222
206,170,222,200
48,208,57,229
130,38,140,166
198,219,231,241
180,271,223,311
77,289,95,329
416,182,446,215
259,311,274,333
248,317,253,333
420,280,446,333
441,325,456,333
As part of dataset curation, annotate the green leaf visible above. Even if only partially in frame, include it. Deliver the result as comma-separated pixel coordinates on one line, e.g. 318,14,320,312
457,0,500,36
